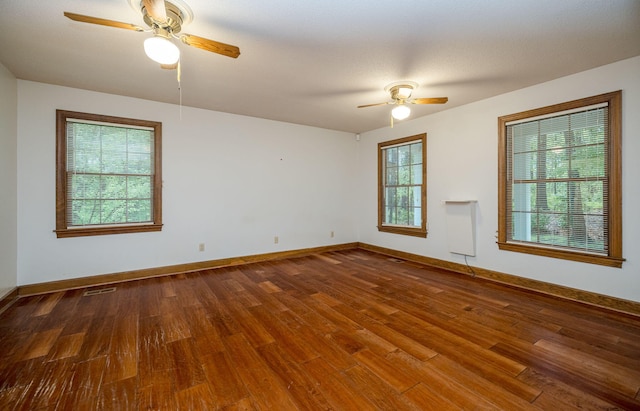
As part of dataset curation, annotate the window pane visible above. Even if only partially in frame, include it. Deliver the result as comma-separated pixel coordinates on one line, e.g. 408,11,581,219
395,187,409,208
73,150,101,173
386,166,398,185
410,186,421,207
512,152,535,179
572,146,605,178
71,174,100,199
71,199,101,226
128,176,152,199
546,148,568,178
410,143,422,164
101,175,127,199
385,204,395,224
411,164,422,184
128,152,152,174
128,129,152,153
398,145,411,166
386,147,397,165
511,183,534,212
101,200,126,224
385,187,396,207
398,165,410,185
127,200,152,222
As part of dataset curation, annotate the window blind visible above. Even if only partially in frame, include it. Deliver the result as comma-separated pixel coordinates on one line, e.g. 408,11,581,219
506,105,608,254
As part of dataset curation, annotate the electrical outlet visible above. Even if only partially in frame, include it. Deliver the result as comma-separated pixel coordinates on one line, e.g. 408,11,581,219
330,230,335,238
274,236,279,244
198,243,205,252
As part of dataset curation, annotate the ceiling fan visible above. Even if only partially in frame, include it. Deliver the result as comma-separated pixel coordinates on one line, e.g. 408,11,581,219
64,0,240,69
358,81,448,125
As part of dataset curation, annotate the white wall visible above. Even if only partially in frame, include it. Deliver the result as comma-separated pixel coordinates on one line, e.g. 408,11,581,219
0,63,18,297
17,81,358,285
357,56,640,303
14,56,640,304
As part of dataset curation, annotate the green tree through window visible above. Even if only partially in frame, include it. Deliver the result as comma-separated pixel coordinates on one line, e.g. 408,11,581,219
378,134,427,238
56,110,163,238
498,91,623,267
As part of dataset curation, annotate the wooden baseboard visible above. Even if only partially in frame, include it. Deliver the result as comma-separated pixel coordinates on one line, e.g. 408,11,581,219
0,287,18,315
18,242,359,296
358,243,640,318
16,241,640,318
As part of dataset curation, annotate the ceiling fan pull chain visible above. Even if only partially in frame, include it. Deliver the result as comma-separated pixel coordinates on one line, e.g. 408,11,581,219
177,60,182,120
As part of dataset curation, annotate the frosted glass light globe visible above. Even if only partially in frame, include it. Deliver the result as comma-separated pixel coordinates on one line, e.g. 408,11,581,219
144,36,180,65
391,104,411,120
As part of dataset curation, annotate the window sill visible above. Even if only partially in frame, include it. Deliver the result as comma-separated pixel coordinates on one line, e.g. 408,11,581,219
497,241,624,268
378,225,427,238
55,224,163,238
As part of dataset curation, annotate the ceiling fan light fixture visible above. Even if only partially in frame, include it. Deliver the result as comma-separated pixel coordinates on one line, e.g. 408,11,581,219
144,35,180,65
391,104,411,120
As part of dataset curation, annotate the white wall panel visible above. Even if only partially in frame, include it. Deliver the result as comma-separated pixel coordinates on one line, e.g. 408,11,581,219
16,82,357,285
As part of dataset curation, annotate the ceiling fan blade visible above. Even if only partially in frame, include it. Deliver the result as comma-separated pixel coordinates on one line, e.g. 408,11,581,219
357,102,391,108
410,97,449,104
142,0,168,24
180,34,240,58
64,12,144,32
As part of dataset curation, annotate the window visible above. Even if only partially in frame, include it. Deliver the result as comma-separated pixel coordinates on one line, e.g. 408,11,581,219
378,133,427,237
56,110,162,238
498,91,623,267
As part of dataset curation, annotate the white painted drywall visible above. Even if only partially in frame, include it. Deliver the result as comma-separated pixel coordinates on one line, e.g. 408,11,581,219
16,81,358,285
357,56,640,303
0,62,18,297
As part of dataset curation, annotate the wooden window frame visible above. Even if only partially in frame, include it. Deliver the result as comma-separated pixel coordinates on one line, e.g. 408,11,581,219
497,91,623,267
55,110,163,238
378,133,427,238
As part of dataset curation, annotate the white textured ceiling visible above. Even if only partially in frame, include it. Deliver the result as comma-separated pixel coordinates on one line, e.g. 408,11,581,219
1,0,639,133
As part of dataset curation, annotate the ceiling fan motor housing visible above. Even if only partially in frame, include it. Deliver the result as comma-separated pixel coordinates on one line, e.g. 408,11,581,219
141,1,187,33
385,81,418,101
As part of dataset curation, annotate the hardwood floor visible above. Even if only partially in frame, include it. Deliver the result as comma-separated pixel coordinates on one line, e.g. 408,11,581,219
1,249,640,410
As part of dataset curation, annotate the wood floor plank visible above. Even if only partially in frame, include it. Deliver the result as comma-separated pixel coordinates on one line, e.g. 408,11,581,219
427,354,541,410
201,351,249,407
57,356,106,410
137,373,177,411
32,291,64,317
168,337,207,391
492,340,640,409
96,376,137,410
182,304,226,355
302,357,378,410
25,358,73,410
402,382,464,410
102,313,138,384
343,364,423,410
519,368,620,411
248,304,320,363
256,342,334,410
223,333,300,410
21,328,63,360
534,338,640,397
47,332,85,361
2,249,640,409
352,348,419,392
174,383,217,410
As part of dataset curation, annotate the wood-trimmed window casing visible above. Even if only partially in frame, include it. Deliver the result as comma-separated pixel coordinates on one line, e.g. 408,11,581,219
497,91,623,268
56,110,163,238
378,133,427,238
